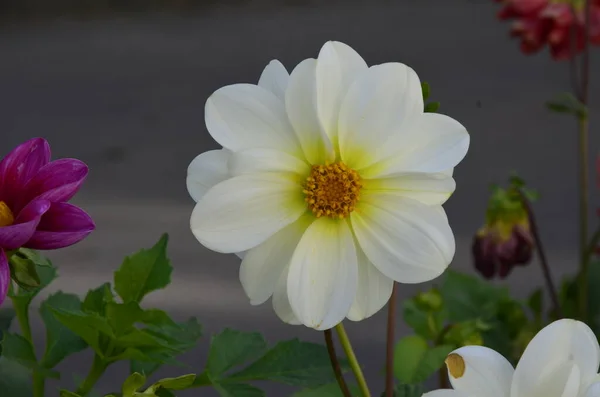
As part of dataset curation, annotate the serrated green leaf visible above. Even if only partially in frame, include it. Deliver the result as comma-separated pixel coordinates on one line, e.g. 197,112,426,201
228,339,342,388
207,329,267,379
60,390,82,397
421,82,430,101
214,383,264,397
40,292,88,368
145,374,196,393
1,332,37,368
114,234,172,304
123,372,146,396
424,102,440,113
82,283,114,316
0,357,32,397
107,302,146,335
49,308,113,356
9,253,41,288
393,335,453,384
293,382,360,396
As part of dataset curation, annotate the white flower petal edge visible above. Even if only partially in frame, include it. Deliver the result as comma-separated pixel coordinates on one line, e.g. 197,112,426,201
422,390,472,397
239,216,311,305
446,345,514,397
338,62,423,170
346,246,393,321
191,173,306,253
585,381,600,397
186,149,231,202
316,41,367,142
363,113,469,178
511,319,600,397
229,148,310,177
287,218,358,330
351,194,455,283
273,264,301,325
286,58,334,165
362,172,456,206
258,60,289,101
205,83,300,154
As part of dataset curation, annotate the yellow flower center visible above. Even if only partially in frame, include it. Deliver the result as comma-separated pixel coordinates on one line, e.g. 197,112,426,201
303,162,362,219
0,201,15,227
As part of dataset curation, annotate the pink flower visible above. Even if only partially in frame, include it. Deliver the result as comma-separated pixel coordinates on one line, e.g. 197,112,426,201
0,138,95,304
496,0,600,60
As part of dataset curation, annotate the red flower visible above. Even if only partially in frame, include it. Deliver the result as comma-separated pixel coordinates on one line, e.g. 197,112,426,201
496,0,600,60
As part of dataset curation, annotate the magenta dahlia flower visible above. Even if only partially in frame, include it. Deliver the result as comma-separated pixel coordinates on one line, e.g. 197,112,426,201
0,138,95,304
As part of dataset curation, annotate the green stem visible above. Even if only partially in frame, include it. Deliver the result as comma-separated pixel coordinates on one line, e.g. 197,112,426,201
324,329,352,397
76,354,108,396
335,323,371,397
33,372,45,397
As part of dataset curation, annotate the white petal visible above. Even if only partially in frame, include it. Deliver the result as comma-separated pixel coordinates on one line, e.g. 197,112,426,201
351,194,455,283
512,319,600,397
338,62,424,170
239,216,311,305
258,60,289,101
235,252,246,259
316,41,368,142
205,83,300,154
286,58,335,165
190,173,306,253
446,345,513,397
422,391,471,397
363,113,469,178
272,264,301,325
346,246,393,321
229,148,310,177
363,172,456,205
287,218,358,330
584,381,600,397
186,149,231,202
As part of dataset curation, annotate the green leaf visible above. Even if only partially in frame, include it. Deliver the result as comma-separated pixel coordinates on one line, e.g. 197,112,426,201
9,253,41,288
1,332,37,369
131,360,162,377
527,288,543,318
388,383,424,397
421,82,430,101
293,382,360,396
393,335,453,384
114,234,172,304
107,302,146,335
213,383,264,397
144,374,196,392
441,270,508,322
207,329,268,378
228,339,342,388
0,357,32,397
60,391,82,397
49,308,114,356
424,102,440,113
545,92,587,119
123,372,146,396
82,283,114,316
17,248,53,267
40,292,88,368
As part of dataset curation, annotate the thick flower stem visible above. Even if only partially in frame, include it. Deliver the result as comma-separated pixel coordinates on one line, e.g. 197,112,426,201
335,323,371,397
385,283,398,397
324,329,352,397
76,354,108,396
517,190,562,317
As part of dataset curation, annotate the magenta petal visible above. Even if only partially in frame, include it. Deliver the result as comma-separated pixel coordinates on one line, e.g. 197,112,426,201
25,203,95,250
0,138,51,204
20,159,88,209
0,200,50,250
0,249,9,306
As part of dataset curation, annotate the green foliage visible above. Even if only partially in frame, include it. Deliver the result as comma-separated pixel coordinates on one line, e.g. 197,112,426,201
198,329,346,396
393,335,453,384
421,81,440,113
0,357,32,397
0,308,15,356
114,234,172,304
546,92,587,119
380,383,425,397
293,382,360,397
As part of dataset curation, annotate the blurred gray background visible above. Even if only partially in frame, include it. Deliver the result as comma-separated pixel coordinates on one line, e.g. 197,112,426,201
1,0,599,395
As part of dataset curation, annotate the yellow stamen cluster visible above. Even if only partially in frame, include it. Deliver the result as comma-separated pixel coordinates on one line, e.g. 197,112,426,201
303,162,362,219
0,201,15,227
